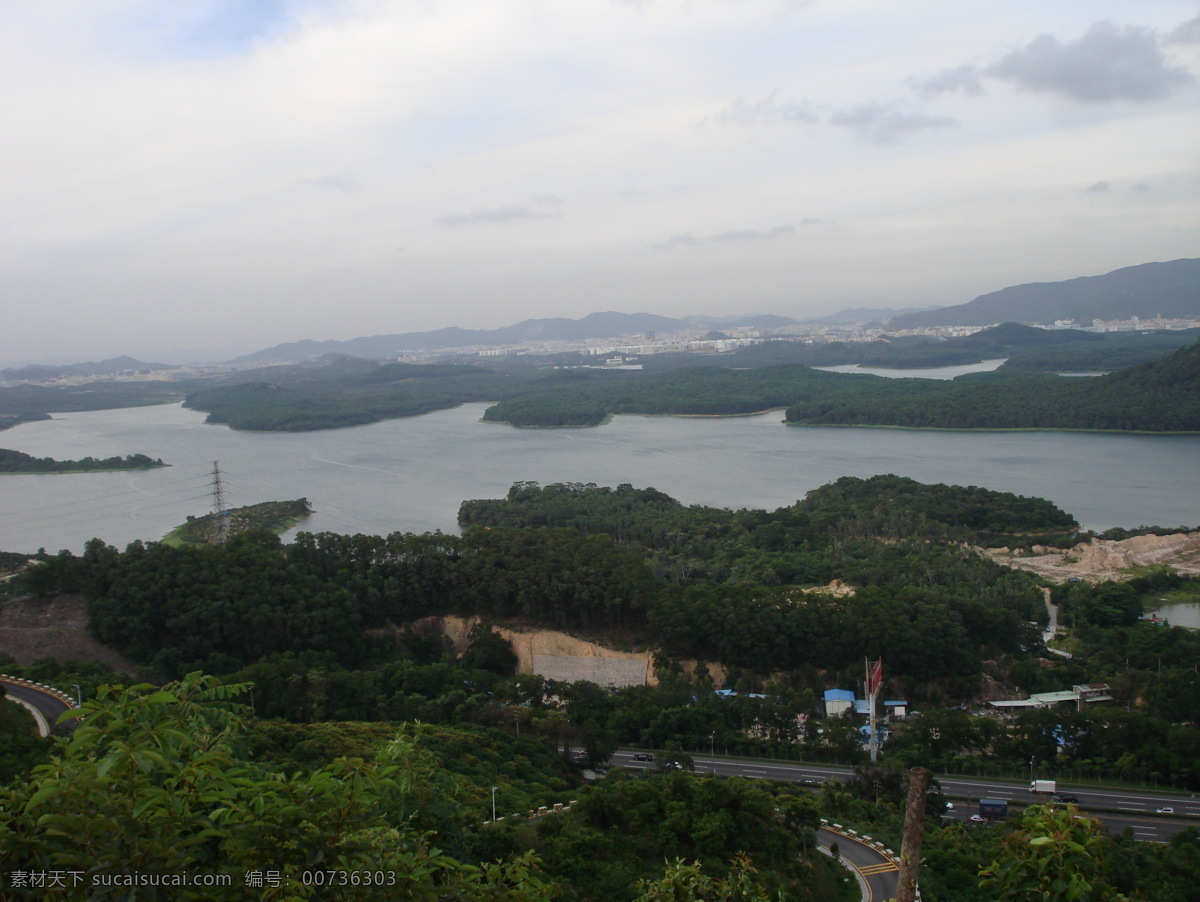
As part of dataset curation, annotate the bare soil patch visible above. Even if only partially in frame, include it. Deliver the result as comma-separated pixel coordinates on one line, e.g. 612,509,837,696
984,531,1200,584
0,594,132,669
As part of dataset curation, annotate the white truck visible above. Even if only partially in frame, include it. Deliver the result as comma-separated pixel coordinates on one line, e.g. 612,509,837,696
1030,780,1057,794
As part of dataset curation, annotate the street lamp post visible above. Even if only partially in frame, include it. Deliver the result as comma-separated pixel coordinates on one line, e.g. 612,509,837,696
491,786,498,823
70,683,82,707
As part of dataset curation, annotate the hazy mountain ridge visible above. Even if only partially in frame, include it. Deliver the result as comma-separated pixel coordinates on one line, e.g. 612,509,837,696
235,260,1198,366
232,312,694,365
0,355,173,381
10,261,1193,373
887,258,1200,329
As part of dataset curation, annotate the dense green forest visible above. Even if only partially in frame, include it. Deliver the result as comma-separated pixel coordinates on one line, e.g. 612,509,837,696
20,476,1061,693
6,471,1200,898
634,323,1198,373
782,341,1200,431
0,381,188,430
997,327,1200,372
0,672,859,901
0,448,165,474
183,361,504,431
11,474,1200,791
479,340,1200,430
14,474,1199,793
3,665,1200,900
3,326,1194,433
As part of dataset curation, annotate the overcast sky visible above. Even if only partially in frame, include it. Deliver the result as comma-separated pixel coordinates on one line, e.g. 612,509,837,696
2,1,1197,364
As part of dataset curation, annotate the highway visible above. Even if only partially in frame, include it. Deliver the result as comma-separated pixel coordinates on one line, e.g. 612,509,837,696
610,750,1198,843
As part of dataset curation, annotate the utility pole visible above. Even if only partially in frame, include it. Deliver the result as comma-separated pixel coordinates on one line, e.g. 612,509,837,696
210,461,230,545
896,766,931,902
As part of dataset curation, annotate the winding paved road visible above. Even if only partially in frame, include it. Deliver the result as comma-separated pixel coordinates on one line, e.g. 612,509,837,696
818,826,899,902
1,676,77,736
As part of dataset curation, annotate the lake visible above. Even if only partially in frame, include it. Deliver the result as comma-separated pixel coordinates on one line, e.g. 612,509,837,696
1,401,1198,554
1149,603,1200,630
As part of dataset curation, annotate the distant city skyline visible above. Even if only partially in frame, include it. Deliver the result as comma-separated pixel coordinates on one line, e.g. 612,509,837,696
2,1,1197,365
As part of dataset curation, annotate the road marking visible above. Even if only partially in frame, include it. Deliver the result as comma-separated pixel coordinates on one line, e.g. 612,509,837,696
859,862,899,875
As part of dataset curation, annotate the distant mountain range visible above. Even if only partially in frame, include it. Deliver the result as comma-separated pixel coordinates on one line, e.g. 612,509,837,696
229,312,698,365
887,258,1200,330
11,260,1195,374
232,308,943,366
1,355,173,382
798,306,939,326
233,259,1197,366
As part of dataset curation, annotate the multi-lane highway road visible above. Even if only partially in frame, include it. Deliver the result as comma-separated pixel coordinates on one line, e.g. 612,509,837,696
609,750,1198,843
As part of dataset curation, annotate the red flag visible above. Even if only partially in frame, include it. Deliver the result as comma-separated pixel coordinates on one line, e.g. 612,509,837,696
866,658,883,696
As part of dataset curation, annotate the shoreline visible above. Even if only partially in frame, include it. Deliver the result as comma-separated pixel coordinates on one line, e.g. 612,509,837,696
783,422,1200,436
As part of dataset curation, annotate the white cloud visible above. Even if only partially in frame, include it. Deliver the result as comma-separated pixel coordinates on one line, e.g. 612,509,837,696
0,1,1197,363
655,224,795,249
989,20,1194,103
436,199,565,227
827,103,958,145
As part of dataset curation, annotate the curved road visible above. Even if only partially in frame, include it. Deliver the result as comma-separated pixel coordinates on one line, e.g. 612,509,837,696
818,826,899,902
1,677,77,736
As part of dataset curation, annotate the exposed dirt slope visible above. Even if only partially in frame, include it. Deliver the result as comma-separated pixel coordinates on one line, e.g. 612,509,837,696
436,615,729,688
985,531,1200,583
0,594,133,670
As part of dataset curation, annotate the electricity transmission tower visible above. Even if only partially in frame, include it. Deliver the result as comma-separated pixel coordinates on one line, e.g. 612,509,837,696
209,461,231,545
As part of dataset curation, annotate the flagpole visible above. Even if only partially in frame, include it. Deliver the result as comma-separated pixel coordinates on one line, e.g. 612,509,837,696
866,657,881,763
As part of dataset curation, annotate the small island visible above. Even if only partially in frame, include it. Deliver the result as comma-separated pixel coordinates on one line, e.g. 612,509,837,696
164,499,314,546
0,448,166,474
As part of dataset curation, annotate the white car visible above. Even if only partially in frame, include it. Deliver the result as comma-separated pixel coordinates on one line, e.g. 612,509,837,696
969,814,986,823
1157,806,1174,814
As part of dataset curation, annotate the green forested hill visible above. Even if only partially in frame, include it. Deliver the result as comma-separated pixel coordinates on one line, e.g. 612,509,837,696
782,340,1200,431
21,475,1065,699
479,339,1200,430
5,327,1194,433
0,448,165,473
0,380,189,430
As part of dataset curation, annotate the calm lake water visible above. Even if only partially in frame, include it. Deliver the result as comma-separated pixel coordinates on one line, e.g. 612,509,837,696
1,401,1198,554
813,359,1007,379
1150,604,1200,630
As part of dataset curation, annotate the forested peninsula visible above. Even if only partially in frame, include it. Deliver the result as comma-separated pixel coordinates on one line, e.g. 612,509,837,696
163,498,313,545
0,448,165,473
169,334,1200,433
175,334,1198,432
483,340,1200,431
2,325,1195,434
